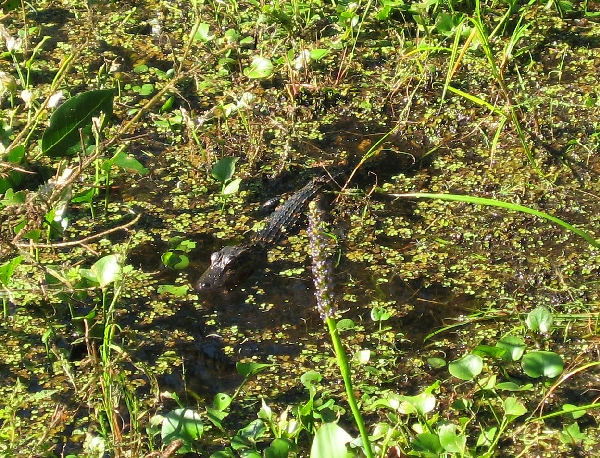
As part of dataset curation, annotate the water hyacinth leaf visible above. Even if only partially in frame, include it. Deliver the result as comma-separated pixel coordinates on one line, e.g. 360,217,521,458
562,404,587,419
193,22,214,42
427,357,446,369
1,188,26,206
91,254,121,288
265,438,296,458
111,150,149,175
80,254,120,287
473,344,506,359
0,255,22,286
521,351,564,378
232,419,267,449
449,354,483,380
336,318,355,330
397,393,437,416
211,157,237,183
243,56,274,79
526,306,553,333
412,432,444,455
0,145,25,193
371,306,391,321
157,284,188,296
438,423,467,453
309,49,329,60
162,251,190,269
161,408,203,453
503,397,527,418
236,361,271,377
496,336,526,362
310,422,353,458
223,177,242,195
559,422,588,445
42,89,113,158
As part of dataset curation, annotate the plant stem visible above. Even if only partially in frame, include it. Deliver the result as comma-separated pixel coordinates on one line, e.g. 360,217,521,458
326,316,374,458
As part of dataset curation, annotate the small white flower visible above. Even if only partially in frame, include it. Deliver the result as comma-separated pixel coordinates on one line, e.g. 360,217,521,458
20,89,33,107
48,90,63,108
5,36,22,52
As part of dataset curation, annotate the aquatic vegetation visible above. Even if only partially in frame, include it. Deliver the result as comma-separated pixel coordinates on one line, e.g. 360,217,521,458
0,0,600,456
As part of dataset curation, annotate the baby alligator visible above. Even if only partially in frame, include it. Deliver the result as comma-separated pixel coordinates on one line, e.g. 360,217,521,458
195,170,341,291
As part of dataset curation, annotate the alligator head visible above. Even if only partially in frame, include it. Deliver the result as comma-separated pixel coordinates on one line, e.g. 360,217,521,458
194,244,264,291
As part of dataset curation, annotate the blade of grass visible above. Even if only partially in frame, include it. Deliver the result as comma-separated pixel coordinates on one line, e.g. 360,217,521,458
396,193,600,249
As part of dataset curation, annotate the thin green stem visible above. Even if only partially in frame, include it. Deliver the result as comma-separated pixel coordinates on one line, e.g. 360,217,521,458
326,316,374,458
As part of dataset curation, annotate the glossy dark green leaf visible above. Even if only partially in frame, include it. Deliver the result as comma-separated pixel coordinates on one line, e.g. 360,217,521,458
521,351,564,378
42,89,113,158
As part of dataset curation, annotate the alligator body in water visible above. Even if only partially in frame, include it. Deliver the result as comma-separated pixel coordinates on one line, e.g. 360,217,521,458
195,169,342,291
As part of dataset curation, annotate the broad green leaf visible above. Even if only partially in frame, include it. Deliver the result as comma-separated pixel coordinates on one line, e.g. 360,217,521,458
310,422,353,458
236,361,271,377
496,336,526,362
562,404,587,420
0,255,22,286
309,49,329,60
526,306,553,333
214,393,232,411
211,157,237,183
0,145,25,193
265,438,296,458
194,23,214,42
438,423,466,453
412,432,444,455
111,150,149,175
449,354,483,380
243,56,274,79
521,351,564,378
157,284,188,296
91,254,121,288
42,89,113,158
503,397,527,417
223,177,242,195
162,408,203,453
397,393,436,416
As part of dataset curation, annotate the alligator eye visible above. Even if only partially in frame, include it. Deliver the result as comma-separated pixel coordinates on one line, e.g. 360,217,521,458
210,251,221,262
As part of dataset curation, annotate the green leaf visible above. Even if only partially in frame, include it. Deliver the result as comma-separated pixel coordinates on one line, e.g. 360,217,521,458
223,177,242,195
236,361,271,377
438,423,466,453
449,354,483,380
243,57,274,79
162,408,203,453
562,404,587,420
397,393,437,416
526,306,553,333
310,422,353,458
1,188,26,206
111,150,149,175
0,145,25,193
265,438,296,458
194,23,214,41
496,336,526,362
211,157,237,183
521,351,564,378
309,49,329,60
0,256,22,286
162,252,190,269
42,89,113,158
157,284,188,296
503,397,527,417
91,254,121,288
214,393,232,411
412,432,444,455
